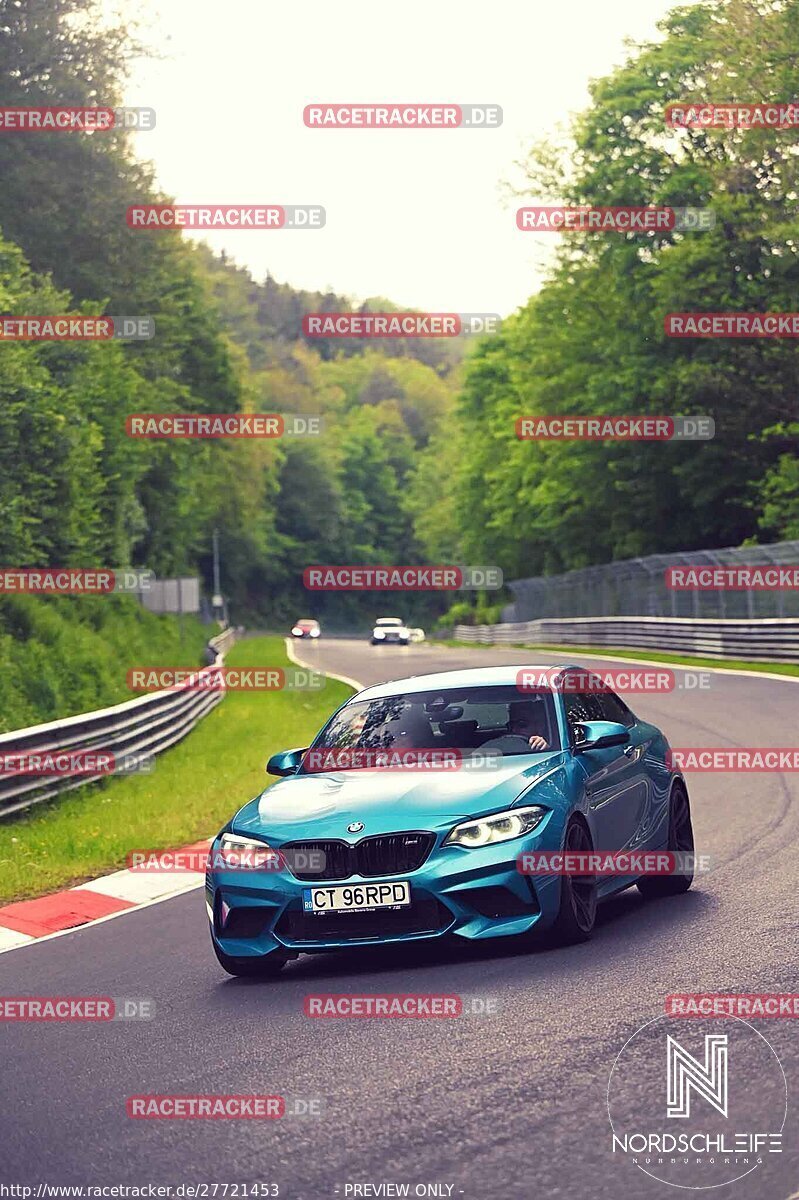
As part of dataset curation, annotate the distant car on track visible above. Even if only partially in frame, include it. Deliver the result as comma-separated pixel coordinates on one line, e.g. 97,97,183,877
291,618,320,639
370,617,410,645
207,664,694,977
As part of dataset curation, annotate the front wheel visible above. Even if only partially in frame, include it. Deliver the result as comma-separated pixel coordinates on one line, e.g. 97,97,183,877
637,783,694,899
549,818,597,944
212,939,288,978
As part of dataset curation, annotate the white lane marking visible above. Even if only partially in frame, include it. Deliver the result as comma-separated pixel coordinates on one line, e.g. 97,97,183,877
0,877,205,957
285,637,364,691
439,641,799,685
0,926,35,951
72,869,207,905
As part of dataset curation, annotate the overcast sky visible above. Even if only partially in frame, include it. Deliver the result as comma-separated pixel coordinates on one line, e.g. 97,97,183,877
120,0,681,315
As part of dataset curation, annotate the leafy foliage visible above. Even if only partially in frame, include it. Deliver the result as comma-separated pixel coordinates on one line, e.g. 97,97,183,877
448,0,799,574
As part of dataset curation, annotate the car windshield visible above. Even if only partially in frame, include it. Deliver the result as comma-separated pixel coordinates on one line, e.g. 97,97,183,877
302,685,560,769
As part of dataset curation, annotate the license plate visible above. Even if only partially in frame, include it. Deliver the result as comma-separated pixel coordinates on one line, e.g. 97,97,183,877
302,881,411,913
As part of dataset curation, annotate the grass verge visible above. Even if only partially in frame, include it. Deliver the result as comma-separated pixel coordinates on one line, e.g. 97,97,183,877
0,594,210,732
0,635,352,904
432,639,799,678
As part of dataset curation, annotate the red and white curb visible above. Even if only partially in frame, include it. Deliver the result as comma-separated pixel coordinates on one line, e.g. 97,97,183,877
0,650,357,957
0,839,210,955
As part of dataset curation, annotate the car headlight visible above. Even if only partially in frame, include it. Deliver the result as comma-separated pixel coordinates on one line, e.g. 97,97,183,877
291,627,302,636
373,629,385,639
399,627,410,638
216,832,280,870
443,805,547,849
310,628,320,637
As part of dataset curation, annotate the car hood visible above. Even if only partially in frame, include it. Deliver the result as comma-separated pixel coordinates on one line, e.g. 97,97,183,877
233,752,564,841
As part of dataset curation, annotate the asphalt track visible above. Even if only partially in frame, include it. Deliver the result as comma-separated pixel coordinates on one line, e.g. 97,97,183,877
2,639,798,1200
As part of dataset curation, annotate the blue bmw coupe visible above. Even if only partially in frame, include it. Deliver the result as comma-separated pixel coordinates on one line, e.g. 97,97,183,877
207,665,694,976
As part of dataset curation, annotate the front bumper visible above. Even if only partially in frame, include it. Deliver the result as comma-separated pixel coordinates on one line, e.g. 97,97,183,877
207,821,564,960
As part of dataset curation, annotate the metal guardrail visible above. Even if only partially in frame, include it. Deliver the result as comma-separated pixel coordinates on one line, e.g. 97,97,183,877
0,626,236,818
453,616,799,662
505,540,799,621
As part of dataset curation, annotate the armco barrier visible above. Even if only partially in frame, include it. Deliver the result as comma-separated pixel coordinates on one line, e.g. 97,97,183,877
452,616,799,662
0,626,236,818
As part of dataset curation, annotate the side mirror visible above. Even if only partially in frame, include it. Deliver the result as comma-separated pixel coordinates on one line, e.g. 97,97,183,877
266,747,307,776
573,720,630,753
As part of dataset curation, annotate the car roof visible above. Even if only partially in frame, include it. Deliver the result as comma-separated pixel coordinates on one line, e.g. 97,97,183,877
375,617,402,623
353,663,585,701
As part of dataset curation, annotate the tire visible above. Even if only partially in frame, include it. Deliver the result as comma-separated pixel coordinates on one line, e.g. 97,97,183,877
637,783,694,899
549,818,597,944
212,938,288,978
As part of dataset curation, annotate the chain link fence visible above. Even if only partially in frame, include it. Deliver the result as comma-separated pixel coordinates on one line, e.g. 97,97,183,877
504,541,799,621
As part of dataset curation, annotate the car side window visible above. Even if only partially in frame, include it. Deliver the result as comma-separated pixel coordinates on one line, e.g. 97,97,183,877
598,689,636,728
563,690,605,740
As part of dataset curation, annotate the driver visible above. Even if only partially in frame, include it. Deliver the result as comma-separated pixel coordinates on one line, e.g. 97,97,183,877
507,700,549,751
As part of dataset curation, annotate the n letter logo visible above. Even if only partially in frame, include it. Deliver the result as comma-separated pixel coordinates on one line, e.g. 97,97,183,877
666,1035,728,1118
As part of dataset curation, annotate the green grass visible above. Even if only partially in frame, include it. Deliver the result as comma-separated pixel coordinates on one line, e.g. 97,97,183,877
0,594,210,732
433,639,799,677
0,636,352,904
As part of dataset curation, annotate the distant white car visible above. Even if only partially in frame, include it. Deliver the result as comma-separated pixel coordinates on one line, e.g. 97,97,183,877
370,617,410,645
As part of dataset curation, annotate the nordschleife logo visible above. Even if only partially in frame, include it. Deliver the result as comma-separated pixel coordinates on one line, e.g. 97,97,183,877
607,1016,786,1189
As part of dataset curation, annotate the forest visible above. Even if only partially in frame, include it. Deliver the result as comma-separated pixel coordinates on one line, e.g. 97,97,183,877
0,0,796,630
